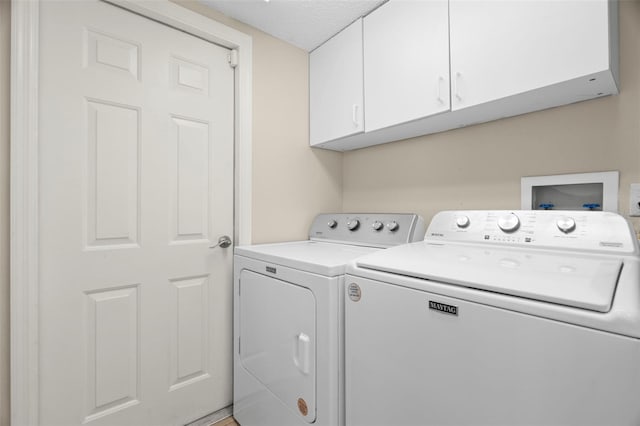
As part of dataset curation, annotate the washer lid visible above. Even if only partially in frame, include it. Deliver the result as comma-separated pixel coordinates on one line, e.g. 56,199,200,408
355,242,623,312
235,241,378,276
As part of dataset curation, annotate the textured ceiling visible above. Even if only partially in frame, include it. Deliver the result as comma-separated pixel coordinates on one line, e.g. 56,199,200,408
199,0,386,51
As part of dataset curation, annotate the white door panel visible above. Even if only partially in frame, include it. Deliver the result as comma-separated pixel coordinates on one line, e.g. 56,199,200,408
364,0,450,131
39,1,234,424
449,0,610,110
309,18,364,146
239,271,317,422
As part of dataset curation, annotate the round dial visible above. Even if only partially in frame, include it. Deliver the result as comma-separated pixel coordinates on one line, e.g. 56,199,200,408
456,215,470,228
556,216,576,234
327,219,338,229
497,213,520,233
347,219,360,231
386,221,399,232
372,221,384,231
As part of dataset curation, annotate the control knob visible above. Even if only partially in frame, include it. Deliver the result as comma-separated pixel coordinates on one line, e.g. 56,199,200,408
456,215,470,228
327,219,338,229
386,221,399,232
347,219,360,231
372,221,384,231
556,216,576,234
497,213,520,233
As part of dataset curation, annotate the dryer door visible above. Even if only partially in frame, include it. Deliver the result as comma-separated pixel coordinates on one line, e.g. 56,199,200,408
239,270,316,422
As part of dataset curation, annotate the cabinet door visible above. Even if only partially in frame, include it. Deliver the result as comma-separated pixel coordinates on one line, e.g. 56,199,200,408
310,19,364,146
364,0,450,132
450,0,612,110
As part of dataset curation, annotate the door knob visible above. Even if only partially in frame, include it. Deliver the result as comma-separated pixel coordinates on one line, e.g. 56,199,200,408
210,235,232,249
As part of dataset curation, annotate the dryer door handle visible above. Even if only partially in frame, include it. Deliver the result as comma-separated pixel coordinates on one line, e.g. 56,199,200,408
293,332,311,375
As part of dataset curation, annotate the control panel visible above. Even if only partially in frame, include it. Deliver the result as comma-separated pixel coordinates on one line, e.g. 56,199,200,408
425,210,637,254
310,213,426,247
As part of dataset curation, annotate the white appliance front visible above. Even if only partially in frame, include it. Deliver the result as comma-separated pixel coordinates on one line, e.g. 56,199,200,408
233,213,426,426
238,269,318,423
234,257,344,426
345,276,640,426
345,210,640,426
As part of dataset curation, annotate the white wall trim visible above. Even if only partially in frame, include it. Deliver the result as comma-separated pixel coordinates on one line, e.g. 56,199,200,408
10,1,252,424
10,1,41,424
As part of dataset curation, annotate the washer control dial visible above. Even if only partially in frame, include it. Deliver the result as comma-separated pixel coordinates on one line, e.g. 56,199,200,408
347,219,360,231
456,215,470,228
497,213,520,233
327,219,338,229
386,221,399,232
556,216,576,234
372,221,384,231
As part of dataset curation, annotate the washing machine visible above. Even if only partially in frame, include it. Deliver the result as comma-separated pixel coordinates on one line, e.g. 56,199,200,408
345,210,640,426
233,213,426,426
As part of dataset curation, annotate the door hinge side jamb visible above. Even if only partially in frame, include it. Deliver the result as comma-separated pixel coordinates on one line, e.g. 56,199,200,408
228,49,238,68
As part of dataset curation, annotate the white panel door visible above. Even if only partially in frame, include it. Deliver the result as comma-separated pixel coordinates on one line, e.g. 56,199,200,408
449,0,610,110
38,1,234,425
364,0,450,132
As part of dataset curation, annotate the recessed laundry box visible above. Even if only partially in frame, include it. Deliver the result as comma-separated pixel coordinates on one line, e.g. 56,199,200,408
521,171,619,212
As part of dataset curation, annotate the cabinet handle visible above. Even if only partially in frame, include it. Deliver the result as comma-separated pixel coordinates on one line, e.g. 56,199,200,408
437,76,445,104
454,72,462,102
352,104,359,127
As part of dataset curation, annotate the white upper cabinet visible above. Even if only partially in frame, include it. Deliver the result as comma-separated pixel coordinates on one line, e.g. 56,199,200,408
364,0,450,132
449,0,616,110
309,0,618,151
310,18,364,146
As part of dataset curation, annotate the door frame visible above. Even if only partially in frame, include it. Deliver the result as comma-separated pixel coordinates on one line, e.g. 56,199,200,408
10,1,253,424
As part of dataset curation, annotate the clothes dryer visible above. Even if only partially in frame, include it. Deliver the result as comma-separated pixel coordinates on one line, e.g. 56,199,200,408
345,210,640,426
233,213,425,426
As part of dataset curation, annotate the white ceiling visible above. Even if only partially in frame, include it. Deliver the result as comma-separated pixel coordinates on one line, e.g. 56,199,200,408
199,0,387,51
